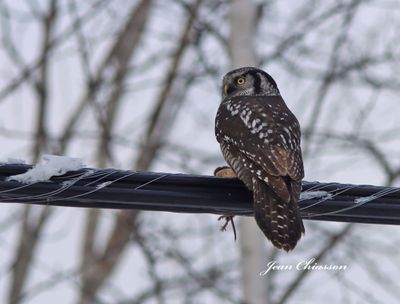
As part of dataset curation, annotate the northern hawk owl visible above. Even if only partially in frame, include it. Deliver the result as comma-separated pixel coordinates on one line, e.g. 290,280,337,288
215,67,305,251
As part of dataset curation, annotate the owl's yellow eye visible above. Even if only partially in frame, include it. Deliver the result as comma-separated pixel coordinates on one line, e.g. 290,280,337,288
237,77,246,85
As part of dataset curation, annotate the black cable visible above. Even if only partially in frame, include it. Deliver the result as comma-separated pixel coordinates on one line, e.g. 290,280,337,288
0,164,399,225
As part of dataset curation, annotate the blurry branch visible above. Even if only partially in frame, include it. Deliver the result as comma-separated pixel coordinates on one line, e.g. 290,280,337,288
78,1,154,304
355,246,400,301
15,268,78,304
134,224,240,303
79,0,204,302
0,4,32,79
277,224,353,304
301,0,362,156
311,131,400,185
117,253,237,304
134,226,166,304
32,0,57,161
57,0,154,155
96,0,153,167
68,0,93,85
8,207,52,304
8,2,58,303
13,215,255,304
81,1,204,301
23,0,43,20
299,48,400,156
0,0,109,102
338,274,381,304
261,2,358,64
260,3,391,302
180,0,228,49
163,226,239,303
57,0,108,155
79,211,140,304
80,206,100,302
161,144,221,173
134,0,203,170
278,127,400,303
350,90,379,137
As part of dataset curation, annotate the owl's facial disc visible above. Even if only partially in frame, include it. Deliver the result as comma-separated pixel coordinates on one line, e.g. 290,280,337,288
222,67,280,99
222,73,251,98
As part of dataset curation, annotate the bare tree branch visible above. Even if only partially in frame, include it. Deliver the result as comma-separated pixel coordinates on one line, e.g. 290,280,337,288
57,1,154,155
302,0,363,156
277,224,354,304
0,0,109,103
96,0,154,167
8,206,52,304
78,1,154,303
32,0,57,161
134,0,203,170
79,211,139,304
8,2,58,302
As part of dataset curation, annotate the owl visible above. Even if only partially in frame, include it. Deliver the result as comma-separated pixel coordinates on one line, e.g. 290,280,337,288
215,67,305,251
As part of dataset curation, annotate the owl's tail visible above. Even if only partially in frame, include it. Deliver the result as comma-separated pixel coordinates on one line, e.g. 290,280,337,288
252,178,304,251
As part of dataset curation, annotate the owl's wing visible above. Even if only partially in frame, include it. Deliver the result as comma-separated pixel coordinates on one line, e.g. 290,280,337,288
215,95,304,182
216,95,305,250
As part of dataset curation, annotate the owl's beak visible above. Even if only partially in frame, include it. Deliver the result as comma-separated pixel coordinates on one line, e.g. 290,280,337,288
224,83,228,95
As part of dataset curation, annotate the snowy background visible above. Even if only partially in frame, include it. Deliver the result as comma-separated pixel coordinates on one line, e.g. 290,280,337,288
1,0,400,303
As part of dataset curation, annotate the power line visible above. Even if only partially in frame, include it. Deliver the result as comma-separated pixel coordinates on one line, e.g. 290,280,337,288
0,164,399,225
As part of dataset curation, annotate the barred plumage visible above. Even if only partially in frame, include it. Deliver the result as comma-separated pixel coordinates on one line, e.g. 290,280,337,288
215,67,305,251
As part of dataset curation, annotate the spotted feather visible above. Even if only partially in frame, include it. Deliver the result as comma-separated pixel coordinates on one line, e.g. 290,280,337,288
215,67,305,251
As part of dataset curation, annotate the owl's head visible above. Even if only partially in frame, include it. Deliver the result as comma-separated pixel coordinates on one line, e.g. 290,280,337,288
222,67,280,99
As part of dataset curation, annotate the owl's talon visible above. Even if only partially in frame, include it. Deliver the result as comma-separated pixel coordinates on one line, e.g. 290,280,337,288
214,166,237,178
218,215,237,240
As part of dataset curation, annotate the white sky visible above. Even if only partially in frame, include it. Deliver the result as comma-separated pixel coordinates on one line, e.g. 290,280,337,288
1,0,400,303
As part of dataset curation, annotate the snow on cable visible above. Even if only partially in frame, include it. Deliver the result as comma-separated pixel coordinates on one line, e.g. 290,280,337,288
7,155,84,184
300,190,332,200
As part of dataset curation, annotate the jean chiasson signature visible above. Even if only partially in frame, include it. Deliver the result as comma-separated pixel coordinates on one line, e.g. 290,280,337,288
259,258,347,276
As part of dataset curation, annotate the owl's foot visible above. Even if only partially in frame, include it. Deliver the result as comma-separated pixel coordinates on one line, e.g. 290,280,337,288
214,166,237,178
214,167,237,240
218,215,237,241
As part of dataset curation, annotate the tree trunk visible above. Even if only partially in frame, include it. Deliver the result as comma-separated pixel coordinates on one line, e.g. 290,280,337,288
229,1,269,304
